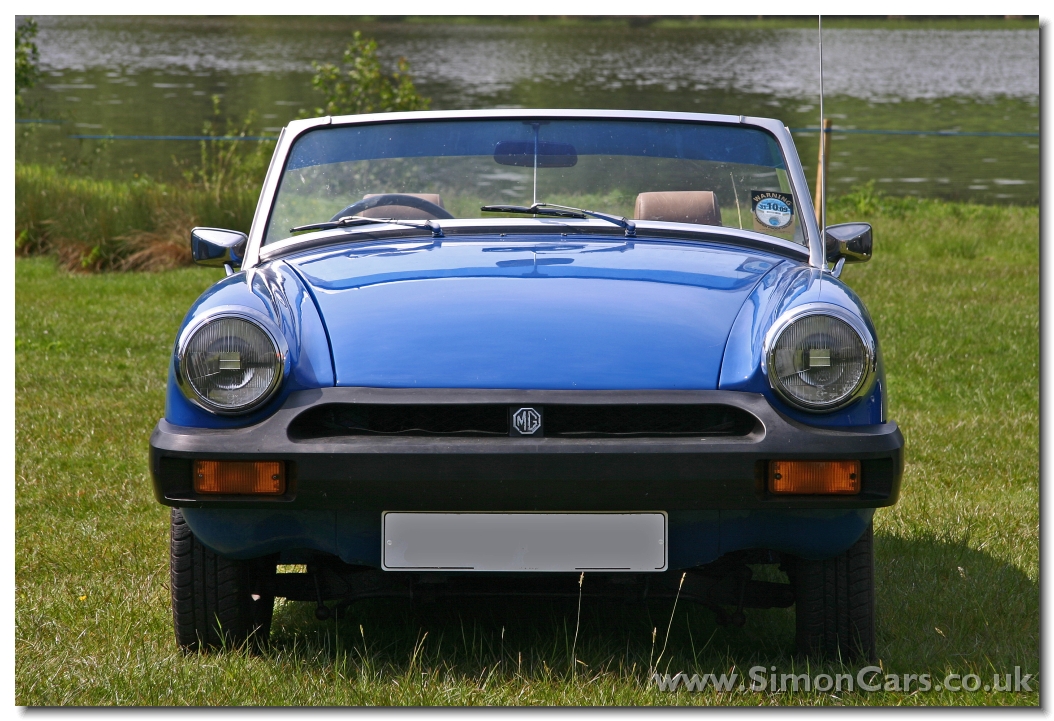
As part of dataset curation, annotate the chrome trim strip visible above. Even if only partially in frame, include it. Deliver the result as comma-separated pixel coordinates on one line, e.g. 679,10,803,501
761,303,877,413
774,123,823,267
245,118,330,268
244,126,285,268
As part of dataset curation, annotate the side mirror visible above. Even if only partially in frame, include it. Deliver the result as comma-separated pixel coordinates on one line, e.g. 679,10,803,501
825,222,872,264
191,227,248,269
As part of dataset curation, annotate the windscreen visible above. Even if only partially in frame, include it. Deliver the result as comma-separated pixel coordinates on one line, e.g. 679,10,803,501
265,118,806,246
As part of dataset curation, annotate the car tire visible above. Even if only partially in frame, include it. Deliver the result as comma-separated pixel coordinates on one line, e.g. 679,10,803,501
790,522,876,662
170,508,276,653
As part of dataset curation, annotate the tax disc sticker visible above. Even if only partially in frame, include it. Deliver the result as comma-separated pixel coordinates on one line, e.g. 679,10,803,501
751,190,795,232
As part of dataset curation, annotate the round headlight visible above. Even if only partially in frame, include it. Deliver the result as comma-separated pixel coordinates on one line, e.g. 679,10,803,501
765,306,875,412
177,315,284,414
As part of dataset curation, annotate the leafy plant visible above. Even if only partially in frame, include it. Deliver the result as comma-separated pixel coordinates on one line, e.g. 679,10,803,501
15,17,40,106
828,180,937,219
179,94,275,204
305,31,429,117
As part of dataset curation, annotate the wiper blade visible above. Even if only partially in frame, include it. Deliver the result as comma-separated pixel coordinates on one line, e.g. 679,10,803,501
480,203,636,237
291,215,443,238
480,204,587,219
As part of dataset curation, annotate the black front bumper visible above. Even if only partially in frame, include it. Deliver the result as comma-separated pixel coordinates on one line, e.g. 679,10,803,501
150,388,903,512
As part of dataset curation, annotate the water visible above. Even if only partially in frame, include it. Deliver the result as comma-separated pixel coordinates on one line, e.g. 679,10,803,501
16,16,1039,204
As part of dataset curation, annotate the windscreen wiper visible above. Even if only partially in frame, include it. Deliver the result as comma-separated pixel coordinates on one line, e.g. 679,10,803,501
291,215,443,238
481,203,636,237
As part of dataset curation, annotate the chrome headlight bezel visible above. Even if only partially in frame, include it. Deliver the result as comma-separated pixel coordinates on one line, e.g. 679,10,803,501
174,309,289,415
762,303,877,413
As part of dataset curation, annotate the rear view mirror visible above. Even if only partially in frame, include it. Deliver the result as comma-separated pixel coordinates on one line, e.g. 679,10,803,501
191,227,248,269
494,141,578,168
825,222,872,264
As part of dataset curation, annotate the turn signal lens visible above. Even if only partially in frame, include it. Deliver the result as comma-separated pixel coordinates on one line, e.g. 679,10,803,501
194,460,285,495
769,460,860,495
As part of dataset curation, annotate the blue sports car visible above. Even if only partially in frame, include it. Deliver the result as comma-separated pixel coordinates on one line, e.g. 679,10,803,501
151,109,902,660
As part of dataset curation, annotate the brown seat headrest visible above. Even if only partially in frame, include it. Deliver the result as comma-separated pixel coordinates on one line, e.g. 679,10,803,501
360,193,445,220
633,191,721,227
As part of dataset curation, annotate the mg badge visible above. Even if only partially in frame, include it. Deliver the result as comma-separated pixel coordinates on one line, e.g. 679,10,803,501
511,407,542,435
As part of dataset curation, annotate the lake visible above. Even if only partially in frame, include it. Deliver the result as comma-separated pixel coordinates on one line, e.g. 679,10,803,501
16,16,1039,204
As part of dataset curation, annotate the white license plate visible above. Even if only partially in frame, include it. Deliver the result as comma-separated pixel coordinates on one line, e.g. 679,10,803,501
381,512,667,572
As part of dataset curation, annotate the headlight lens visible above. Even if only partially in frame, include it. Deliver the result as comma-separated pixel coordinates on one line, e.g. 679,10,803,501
767,311,873,411
179,316,283,413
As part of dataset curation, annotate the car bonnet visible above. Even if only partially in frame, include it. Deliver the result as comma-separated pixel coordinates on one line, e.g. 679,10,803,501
284,236,787,389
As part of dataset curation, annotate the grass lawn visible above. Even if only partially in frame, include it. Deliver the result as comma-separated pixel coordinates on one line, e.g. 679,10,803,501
15,200,1038,705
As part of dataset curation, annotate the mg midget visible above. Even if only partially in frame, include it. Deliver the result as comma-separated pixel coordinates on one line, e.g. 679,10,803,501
150,109,902,660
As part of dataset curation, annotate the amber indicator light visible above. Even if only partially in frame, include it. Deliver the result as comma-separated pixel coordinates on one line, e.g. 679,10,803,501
769,460,860,495
194,460,285,495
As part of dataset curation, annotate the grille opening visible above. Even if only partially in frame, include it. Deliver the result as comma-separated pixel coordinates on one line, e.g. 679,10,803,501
289,403,509,439
545,404,756,437
289,402,758,440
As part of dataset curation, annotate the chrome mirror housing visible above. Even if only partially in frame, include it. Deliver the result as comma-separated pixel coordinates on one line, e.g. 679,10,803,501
191,227,248,268
824,222,873,264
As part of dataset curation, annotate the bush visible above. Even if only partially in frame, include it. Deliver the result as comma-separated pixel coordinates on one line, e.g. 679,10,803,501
16,18,39,105
305,31,429,117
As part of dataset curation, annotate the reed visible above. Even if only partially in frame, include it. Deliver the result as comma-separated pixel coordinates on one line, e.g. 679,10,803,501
14,161,264,272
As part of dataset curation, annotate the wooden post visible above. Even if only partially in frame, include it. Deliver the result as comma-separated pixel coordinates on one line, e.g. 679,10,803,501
814,118,832,223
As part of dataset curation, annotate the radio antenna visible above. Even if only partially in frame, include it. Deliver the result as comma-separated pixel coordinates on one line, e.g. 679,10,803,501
817,15,827,265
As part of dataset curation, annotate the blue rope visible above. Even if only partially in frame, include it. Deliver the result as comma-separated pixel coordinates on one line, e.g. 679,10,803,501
66,134,277,141
47,129,1038,141
790,127,1038,138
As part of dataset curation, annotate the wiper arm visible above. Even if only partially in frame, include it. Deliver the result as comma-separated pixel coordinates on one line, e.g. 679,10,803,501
291,215,443,238
480,203,636,237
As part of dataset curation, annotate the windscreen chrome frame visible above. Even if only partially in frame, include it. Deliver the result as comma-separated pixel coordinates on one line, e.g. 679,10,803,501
241,109,824,269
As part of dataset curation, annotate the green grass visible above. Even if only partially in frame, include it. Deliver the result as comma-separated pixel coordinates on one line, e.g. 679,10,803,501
15,198,1038,705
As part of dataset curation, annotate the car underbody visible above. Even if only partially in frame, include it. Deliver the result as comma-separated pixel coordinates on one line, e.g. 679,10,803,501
267,549,796,627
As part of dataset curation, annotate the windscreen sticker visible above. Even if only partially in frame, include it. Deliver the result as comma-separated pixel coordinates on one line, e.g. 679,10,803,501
751,190,795,232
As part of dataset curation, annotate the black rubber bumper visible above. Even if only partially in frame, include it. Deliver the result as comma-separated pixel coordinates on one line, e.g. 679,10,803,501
150,388,903,512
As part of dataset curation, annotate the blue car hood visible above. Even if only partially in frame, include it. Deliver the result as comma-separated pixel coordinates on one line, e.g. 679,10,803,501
285,237,785,389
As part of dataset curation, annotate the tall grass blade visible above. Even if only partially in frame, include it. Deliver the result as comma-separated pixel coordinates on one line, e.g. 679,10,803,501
653,572,686,676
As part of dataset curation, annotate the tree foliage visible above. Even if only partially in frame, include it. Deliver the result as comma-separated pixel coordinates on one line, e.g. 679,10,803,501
306,32,429,117
16,18,40,103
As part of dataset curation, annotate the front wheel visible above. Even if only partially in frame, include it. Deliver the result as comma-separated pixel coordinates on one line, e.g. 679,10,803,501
789,522,876,662
169,508,276,652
